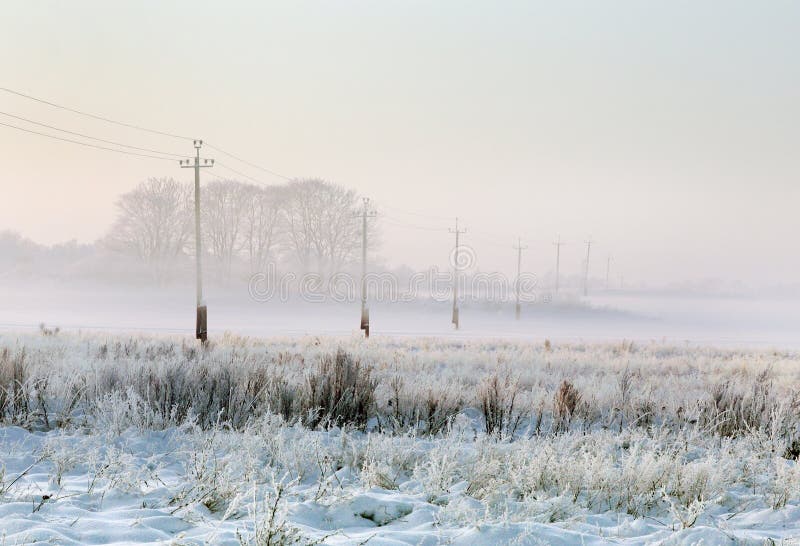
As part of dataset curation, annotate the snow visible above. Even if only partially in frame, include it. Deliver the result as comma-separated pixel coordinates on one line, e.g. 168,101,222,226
2,425,798,545
1,332,800,544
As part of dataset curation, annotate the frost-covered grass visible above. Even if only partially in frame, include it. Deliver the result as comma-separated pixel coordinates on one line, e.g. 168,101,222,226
1,331,799,544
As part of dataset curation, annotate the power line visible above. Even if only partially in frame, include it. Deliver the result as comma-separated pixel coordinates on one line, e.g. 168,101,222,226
0,86,296,184
467,232,512,248
0,86,195,141
383,214,529,244
0,87,613,264
213,161,278,186
0,110,184,158
204,142,292,181
0,120,175,162
380,202,453,221
381,214,449,232
382,218,449,232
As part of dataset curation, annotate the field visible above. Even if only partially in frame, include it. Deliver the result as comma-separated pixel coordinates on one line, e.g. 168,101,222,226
1,331,799,545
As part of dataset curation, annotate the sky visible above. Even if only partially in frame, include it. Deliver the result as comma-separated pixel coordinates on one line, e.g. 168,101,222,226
1,1,798,287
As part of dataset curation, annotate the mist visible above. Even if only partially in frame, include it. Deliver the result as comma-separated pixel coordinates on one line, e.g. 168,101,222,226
1,1,799,345
6,4,800,544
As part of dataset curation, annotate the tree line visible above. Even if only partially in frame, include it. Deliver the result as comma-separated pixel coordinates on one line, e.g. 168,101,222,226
103,177,377,284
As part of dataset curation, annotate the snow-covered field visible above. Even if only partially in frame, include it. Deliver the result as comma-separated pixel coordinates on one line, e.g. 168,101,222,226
1,331,799,544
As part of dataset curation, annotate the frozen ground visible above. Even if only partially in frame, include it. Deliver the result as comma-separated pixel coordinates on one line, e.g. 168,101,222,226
1,332,799,544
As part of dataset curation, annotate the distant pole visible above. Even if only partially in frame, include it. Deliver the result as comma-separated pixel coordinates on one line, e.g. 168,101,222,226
449,217,467,329
356,198,377,337
553,235,564,294
180,140,214,343
583,239,593,297
513,237,528,320
605,255,612,290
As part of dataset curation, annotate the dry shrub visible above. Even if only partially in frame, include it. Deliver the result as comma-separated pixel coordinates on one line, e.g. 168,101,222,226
384,375,463,435
25,342,378,432
112,358,274,429
479,372,525,437
264,375,298,422
302,350,376,429
553,379,581,433
38,323,60,337
701,369,774,437
0,348,31,425
423,388,464,435
616,367,634,431
0,348,11,417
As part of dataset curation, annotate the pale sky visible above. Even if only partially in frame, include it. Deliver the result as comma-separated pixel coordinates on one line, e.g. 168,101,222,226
1,1,798,286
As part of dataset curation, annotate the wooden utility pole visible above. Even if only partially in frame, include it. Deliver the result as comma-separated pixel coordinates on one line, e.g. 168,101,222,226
606,255,612,290
449,217,466,329
553,235,564,294
583,239,593,297
180,140,214,343
513,237,528,320
356,198,377,337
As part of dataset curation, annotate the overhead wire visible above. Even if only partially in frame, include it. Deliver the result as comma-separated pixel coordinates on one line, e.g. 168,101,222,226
204,142,292,181
212,161,280,186
0,86,196,141
380,215,449,232
0,120,176,162
0,110,185,158
1,85,600,256
0,87,296,181
467,232,515,248
379,202,453,221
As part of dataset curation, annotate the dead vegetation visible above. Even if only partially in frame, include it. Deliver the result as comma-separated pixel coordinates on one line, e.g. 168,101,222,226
0,333,795,448
553,379,581,433
478,372,525,437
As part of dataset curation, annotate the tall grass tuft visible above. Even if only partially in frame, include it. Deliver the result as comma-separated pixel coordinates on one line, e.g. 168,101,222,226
553,379,581,433
302,350,376,430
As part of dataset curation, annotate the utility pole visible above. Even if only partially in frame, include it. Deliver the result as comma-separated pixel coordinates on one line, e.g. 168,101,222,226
180,140,214,343
449,217,466,329
605,255,612,290
513,237,528,320
356,198,377,337
583,239,593,297
553,235,564,294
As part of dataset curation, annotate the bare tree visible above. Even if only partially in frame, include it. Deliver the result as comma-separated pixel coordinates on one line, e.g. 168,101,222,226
241,185,285,274
104,177,192,283
282,179,360,276
201,179,253,282
104,177,371,286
